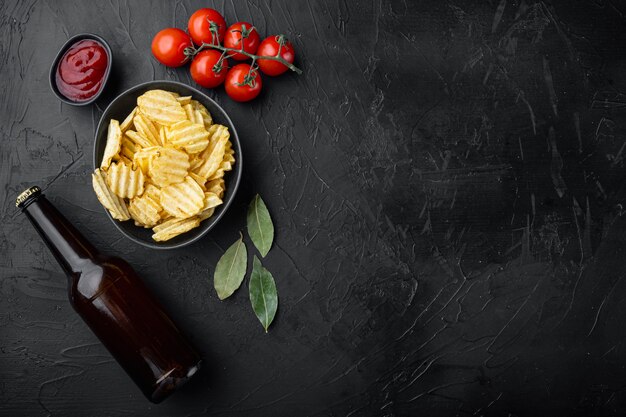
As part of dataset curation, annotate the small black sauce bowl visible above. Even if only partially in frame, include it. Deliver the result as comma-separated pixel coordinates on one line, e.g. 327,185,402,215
49,33,112,106
93,80,243,250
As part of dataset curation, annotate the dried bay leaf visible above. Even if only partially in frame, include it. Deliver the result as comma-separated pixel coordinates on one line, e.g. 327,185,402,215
247,194,274,257
213,233,248,300
249,256,278,332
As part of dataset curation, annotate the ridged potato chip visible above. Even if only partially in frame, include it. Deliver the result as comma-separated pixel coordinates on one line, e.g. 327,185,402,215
107,162,145,199
176,96,192,106
143,183,162,205
190,100,212,128
207,161,233,181
189,127,228,167
202,192,223,210
116,155,133,165
208,144,235,181
210,123,229,140
101,119,122,169
167,120,210,154
189,154,202,171
192,125,229,180
137,90,187,126
189,172,207,191
152,217,201,242
149,146,190,187
120,107,137,132
159,126,167,146
193,110,204,126
133,146,159,174
134,113,160,146
161,213,174,222
92,168,130,221
129,194,161,227
160,176,204,218
183,103,195,122
206,178,225,198
119,136,139,161
126,130,154,148
195,192,222,223
198,207,215,221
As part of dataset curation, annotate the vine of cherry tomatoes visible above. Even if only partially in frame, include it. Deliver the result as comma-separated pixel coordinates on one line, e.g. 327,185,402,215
151,8,300,102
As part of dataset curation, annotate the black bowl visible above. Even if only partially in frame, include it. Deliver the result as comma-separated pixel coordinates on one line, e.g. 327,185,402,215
93,80,242,249
50,33,112,106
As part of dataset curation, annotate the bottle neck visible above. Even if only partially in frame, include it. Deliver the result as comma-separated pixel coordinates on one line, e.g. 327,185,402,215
22,195,99,276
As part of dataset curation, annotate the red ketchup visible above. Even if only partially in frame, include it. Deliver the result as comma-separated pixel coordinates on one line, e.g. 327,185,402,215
55,39,108,102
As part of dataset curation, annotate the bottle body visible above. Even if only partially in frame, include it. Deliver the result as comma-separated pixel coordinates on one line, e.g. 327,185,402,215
19,188,201,403
71,255,201,402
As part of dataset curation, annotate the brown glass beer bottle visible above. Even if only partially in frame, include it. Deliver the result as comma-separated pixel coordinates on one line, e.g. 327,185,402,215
16,186,202,403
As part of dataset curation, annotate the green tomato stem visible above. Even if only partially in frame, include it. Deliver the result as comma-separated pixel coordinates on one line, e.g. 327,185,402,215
192,42,302,75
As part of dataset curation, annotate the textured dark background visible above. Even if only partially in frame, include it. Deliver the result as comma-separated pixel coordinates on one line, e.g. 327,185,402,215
2,0,626,416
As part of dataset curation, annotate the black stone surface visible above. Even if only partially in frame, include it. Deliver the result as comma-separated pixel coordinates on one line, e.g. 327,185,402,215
2,1,626,416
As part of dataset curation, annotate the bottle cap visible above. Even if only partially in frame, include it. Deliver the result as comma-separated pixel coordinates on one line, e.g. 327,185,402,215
16,186,42,208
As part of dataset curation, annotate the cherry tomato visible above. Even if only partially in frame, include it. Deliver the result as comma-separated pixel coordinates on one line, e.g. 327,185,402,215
190,50,229,88
151,28,192,68
223,22,260,61
225,64,262,102
188,8,227,45
257,35,295,76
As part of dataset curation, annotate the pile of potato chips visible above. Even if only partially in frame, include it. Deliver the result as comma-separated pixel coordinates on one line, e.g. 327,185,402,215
91,89,235,242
